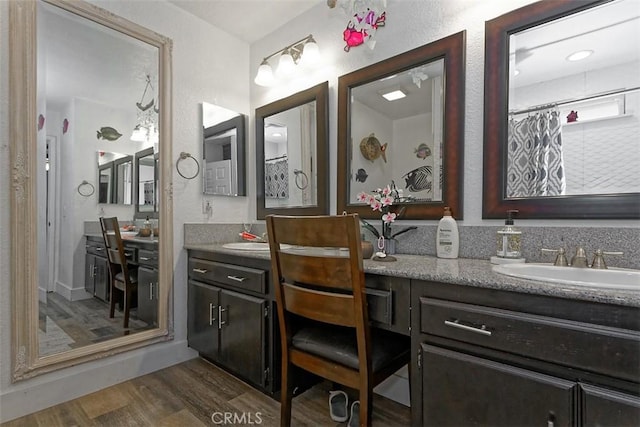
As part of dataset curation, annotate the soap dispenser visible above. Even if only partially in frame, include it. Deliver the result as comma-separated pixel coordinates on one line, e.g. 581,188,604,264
436,206,459,259
496,210,522,259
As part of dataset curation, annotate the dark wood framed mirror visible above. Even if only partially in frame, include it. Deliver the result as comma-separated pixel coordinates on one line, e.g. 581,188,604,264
337,32,465,220
256,81,329,219
483,0,640,219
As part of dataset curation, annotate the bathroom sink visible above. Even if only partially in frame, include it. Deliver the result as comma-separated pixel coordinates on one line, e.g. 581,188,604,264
222,242,292,251
492,263,640,290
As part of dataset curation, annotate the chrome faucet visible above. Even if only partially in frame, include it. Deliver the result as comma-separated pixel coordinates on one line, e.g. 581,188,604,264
541,247,568,267
590,249,624,270
570,246,588,268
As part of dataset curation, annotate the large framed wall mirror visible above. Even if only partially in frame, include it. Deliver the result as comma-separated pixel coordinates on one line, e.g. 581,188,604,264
337,32,465,220
256,82,329,219
202,102,246,197
9,0,173,380
483,0,640,219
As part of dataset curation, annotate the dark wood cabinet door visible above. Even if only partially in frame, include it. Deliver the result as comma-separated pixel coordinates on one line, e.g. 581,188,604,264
422,344,576,427
93,256,109,302
187,280,221,359
85,253,95,295
137,267,158,326
219,289,266,388
581,383,640,427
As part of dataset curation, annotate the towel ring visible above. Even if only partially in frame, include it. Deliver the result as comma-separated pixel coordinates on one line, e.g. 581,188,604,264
77,180,95,197
176,152,200,180
293,169,309,190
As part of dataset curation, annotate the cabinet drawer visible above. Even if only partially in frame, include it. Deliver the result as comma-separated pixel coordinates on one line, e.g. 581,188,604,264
189,258,266,294
366,288,392,326
420,297,640,383
86,241,106,257
138,249,158,268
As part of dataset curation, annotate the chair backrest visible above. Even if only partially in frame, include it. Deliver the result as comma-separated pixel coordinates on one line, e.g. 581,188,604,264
99,217,132,284
266,213,370,352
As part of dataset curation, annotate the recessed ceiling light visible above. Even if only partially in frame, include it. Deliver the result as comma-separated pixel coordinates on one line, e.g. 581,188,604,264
566,50,593,62
381,89,406,101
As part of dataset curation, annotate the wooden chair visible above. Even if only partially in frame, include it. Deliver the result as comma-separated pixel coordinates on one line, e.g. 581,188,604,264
266,214,410,427
99,217,137,328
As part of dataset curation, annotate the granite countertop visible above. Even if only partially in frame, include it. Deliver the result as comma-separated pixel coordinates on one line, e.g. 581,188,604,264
86,233,159,244
185,243,640,308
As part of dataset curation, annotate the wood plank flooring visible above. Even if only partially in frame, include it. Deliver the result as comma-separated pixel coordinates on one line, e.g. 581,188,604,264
3,358,411,426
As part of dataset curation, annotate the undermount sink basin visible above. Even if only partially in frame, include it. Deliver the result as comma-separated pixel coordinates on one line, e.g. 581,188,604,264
492,263,640,290
222,242,292,251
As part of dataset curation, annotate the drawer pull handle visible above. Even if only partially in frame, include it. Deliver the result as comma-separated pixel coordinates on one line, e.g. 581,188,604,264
219,306,227,328
444,320,492,336
140,256,150,261
95,247,104,251
209,303,217,326
193,268,208,274
124,252,132,257
227,275,247,282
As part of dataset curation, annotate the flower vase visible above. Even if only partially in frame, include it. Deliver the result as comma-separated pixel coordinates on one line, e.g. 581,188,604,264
383,238,396,255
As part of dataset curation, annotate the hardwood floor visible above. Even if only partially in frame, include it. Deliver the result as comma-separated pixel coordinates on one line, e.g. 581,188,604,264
3,358,411,426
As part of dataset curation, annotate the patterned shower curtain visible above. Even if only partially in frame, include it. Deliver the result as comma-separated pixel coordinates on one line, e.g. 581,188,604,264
265,158,289,199
507,109,566,197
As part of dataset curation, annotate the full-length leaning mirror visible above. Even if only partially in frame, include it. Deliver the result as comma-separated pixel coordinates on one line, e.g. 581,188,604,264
9,0,173,380
483,0,640,219
337,32,465,219
256,81,329,219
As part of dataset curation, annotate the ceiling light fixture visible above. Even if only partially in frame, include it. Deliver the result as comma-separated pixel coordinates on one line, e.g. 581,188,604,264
254,34,320,87
566,50,593,62
130,74,159,144
381,89,406,101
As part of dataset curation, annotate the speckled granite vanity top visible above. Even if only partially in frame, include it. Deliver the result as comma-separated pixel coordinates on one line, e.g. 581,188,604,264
185,243,640,308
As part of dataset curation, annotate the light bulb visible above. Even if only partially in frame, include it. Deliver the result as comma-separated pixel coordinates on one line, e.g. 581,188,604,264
301,37,320,65
130,124,147,142
277,49,296,76
254,59,275,87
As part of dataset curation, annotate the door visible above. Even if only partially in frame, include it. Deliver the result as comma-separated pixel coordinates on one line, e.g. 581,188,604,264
137,267,158,326
187,280,220,358
219,289,267,387
85,253,96,295
421,344,576,427
581,383,640,427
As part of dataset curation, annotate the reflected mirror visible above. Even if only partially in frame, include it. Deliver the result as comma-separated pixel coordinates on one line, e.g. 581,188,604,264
338,32,465,219
483,0,640,218
256,82,329,219
135,147,157,216
10,0,173,380
202,103,246,196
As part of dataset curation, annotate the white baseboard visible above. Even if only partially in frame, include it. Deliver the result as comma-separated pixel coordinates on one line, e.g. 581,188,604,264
54,280,92,301
0,340,197,423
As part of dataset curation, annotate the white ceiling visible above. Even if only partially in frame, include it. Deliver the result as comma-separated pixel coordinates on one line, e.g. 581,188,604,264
167,0,324,44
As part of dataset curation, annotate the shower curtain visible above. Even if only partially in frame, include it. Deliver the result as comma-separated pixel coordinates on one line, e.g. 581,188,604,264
265,158,289,199
507,108,566,197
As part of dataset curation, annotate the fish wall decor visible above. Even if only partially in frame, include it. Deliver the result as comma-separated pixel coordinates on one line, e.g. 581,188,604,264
414,143,431,160
403,165,433,192
360,133,388,163
62,118,69,134
38,114,45,131
96,126,122,141
355,168,368,183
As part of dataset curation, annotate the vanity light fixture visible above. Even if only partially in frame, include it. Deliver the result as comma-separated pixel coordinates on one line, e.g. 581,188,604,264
566,50,593,62
381,88,406,101
254,34,320,87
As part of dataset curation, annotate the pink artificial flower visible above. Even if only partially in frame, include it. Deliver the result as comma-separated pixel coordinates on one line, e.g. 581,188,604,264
366,194,376,205
357,192,368,202
370,200,382,212
380,196,393,207
382,212,397,224
380,185,392,196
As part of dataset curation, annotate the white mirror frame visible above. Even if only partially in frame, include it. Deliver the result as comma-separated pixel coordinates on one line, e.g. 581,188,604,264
9,0,174,381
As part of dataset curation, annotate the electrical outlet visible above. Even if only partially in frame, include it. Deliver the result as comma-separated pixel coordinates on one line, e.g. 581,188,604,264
202,200,211,214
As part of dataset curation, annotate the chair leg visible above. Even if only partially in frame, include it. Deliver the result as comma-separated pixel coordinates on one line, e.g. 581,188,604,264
280,358,293,427
109,282,117,319
123,288,131,328
359,387,373,427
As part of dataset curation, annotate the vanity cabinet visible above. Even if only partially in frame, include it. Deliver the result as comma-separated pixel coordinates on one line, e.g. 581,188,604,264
85,237,109,301
137,248,159,326
187,253,271,392
411,280,640,427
